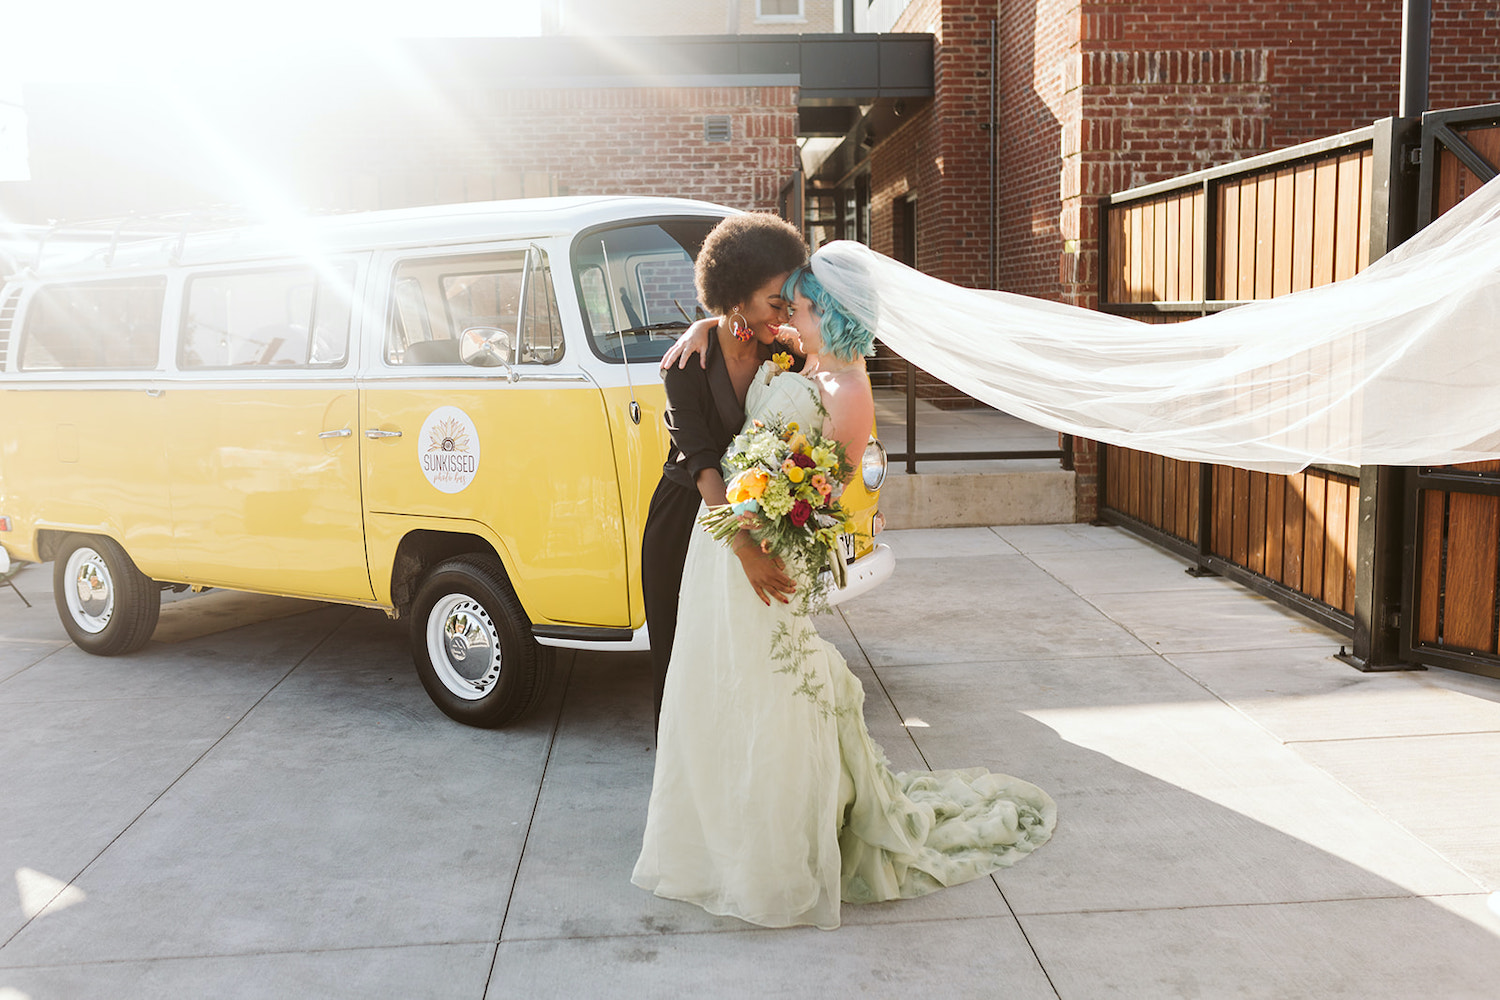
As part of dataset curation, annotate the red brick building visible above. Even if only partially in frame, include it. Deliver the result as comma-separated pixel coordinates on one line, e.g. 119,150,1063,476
6,2,1498,518
843,0,1500,308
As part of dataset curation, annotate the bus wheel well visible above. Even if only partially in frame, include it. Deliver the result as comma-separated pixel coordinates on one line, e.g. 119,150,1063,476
390,530,503,619
36,529,70,563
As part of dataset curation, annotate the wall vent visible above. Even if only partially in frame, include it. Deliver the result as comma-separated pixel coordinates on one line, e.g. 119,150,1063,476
0,289,19,372
704,116,733,143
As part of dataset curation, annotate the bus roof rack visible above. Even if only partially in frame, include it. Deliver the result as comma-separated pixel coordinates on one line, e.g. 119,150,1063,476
31,207,262,270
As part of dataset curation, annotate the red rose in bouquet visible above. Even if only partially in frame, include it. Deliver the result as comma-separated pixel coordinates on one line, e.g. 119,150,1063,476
789,499,813,527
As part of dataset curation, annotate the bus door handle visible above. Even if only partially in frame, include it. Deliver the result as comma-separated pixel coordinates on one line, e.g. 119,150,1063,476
319,428,354,439
365,429,402,439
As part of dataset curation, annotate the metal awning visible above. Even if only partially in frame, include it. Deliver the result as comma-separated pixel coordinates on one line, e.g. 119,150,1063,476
397,33,933,132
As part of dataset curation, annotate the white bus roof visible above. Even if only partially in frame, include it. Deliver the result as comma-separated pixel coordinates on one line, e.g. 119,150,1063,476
16,196,739,279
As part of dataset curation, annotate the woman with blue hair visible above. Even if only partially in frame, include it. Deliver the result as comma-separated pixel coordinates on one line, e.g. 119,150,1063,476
637,242,1054,930
779,264,876,367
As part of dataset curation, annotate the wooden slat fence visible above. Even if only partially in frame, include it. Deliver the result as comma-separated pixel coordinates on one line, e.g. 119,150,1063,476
1105,451,1360,619
1403,110,1500,675
1412,463,1500,660
1102,129,1373,312
1100,109,1500,659
1098,127,1377,629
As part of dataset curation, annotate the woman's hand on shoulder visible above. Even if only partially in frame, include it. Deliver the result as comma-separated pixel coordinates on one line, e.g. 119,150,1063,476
661,317,719,370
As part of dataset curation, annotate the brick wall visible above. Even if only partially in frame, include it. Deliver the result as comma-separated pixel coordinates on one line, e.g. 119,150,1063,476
310,86,801,214
870,0,996,288
869,0,1500,308
3,83,801,221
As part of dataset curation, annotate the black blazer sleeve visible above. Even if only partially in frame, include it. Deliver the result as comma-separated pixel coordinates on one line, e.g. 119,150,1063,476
661,364,723,485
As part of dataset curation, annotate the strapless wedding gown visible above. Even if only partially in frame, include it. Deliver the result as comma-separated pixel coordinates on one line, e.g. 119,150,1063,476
632,365,1055,930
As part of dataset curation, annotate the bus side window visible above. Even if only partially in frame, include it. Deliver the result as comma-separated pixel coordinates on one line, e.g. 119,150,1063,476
180,264,354,369
19,277,166,371
518,250,564,365
387,251,538,366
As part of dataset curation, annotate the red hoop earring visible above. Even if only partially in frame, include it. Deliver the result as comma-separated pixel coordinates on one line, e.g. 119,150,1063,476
729,310,754,342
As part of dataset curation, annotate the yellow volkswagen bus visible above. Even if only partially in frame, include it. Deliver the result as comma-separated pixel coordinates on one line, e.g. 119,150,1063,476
0,198,892,726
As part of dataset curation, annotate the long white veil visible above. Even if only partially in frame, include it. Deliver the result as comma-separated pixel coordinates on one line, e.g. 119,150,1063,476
809,174,1500,474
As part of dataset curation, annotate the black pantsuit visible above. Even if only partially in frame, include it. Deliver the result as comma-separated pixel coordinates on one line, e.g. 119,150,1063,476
641,333,749,726
641,476,705,720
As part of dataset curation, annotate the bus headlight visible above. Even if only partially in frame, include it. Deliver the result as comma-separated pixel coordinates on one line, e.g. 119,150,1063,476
861,436,887,491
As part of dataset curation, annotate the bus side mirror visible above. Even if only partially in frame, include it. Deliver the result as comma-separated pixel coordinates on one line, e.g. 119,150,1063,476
460,326,517,370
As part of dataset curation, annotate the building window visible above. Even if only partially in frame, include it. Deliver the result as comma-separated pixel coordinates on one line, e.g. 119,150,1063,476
757,0,805,22
895,195,917,268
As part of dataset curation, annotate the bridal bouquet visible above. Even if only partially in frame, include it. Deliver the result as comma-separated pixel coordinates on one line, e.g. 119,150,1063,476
699,413,856,599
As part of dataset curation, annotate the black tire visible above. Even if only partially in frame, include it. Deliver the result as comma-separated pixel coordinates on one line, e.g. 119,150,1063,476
53,534,161,656
409,554,552,728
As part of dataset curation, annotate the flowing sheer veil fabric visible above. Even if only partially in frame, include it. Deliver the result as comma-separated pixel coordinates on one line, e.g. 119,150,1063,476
808,173,1500,474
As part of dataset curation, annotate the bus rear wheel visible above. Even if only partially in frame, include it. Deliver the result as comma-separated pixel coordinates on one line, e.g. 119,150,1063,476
53,534,161,655
409,554,551,728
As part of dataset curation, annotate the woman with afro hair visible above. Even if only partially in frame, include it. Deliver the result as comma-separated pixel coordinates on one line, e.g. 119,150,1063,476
641,212,807,729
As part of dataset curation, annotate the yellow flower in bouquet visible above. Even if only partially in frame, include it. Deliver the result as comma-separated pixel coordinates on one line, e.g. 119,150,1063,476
727,466,771,502
699,410,856,611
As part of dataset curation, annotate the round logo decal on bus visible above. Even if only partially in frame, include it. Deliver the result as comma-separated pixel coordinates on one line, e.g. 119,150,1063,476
419,406,481,494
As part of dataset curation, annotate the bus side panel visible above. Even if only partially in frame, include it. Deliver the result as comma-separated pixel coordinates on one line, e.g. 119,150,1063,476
362,381,630,628
597,382,669,631
164,383,373,600
2,383,175,576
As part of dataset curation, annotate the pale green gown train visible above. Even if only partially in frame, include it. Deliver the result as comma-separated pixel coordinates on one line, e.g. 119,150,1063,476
632,364,1056,930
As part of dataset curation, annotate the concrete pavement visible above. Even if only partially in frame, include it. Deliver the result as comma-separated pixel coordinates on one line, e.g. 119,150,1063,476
2,524,1499,998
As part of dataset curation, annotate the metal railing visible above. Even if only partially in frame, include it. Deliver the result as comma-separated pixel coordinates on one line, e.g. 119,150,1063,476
869,352,1073,474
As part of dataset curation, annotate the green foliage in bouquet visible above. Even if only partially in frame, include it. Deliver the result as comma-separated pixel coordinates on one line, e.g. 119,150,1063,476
699,408,857,610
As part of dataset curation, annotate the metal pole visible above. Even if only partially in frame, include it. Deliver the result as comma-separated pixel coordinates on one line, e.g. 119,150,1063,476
905,361,917,474
1188,462,1218,577
989,19,998,290
1346,114,1424,671
1345,9,1431,672
1399,0,1430,118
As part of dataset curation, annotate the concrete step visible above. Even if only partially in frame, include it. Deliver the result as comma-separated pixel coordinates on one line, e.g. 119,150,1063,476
877,469,1077,528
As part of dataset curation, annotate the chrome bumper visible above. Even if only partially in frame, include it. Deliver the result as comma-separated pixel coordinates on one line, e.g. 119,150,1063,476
535,626,651,653
826,542,895,607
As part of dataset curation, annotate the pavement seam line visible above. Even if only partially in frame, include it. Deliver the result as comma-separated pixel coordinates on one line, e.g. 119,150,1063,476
1011,890,1478,918
0,641,73,691
835,606,930,769
483,650,573,995
993,879,1063,1000
1284,728,1500,744
842,592,1060,996
484,911,1027,947
0,606,359,953
0,937,500,971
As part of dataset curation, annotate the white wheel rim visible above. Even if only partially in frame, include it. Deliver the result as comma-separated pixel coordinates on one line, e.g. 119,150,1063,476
64,546,115,634
426,593,501,701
